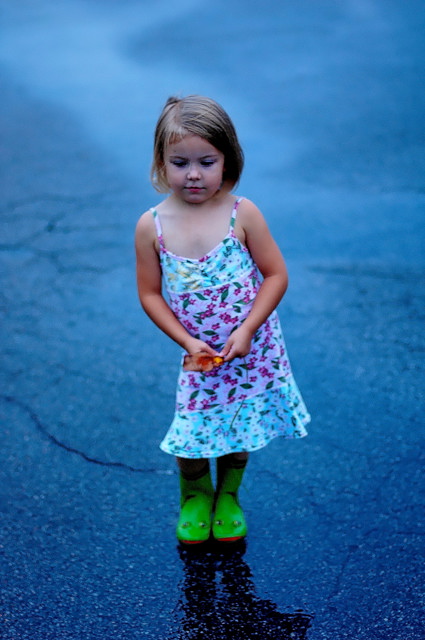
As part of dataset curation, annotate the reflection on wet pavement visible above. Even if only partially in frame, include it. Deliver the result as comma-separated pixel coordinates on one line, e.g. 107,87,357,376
169,541,313,639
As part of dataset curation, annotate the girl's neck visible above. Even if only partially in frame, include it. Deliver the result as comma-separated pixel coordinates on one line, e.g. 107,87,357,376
167,186,232,214
156,191,238,260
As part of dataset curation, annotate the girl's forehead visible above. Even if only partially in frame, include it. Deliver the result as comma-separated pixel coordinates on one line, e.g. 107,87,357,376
166,134,222,157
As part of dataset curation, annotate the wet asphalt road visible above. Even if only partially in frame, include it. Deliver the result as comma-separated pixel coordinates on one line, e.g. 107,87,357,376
1,1,424,638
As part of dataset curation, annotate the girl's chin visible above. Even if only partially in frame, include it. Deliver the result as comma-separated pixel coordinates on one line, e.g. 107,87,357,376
181,189,210,203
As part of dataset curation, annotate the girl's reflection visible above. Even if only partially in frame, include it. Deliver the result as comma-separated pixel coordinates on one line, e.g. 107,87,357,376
173,541,313,640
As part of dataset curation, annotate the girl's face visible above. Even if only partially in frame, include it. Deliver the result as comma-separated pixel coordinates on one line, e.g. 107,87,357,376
163,135,225,204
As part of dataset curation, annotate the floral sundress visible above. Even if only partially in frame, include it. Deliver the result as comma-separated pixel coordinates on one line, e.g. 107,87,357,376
152,197,310,459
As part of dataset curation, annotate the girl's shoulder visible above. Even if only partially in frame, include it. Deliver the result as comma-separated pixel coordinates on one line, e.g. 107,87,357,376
235,196,266,226
136,194,170,228
135,207,160,252
135,207,155,233
233,197,268,247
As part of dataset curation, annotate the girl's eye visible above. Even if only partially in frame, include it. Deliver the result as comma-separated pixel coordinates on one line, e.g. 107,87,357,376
169,158,217,168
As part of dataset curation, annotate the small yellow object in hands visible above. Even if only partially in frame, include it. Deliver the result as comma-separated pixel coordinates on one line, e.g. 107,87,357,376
183,352,225,372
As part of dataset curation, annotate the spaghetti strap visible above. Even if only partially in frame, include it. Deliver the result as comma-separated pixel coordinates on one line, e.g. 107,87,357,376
229,197,243,229
150,208,163,239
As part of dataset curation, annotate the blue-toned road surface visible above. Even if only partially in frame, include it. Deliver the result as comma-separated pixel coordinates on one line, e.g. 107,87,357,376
1,1,424,638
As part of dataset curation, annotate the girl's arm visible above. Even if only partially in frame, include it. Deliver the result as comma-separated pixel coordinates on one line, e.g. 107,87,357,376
135,211,218,356
220,199,288,361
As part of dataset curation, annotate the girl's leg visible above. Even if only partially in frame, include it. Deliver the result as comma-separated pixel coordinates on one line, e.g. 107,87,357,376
216,451,249,488
213,452,249,542
176,457,214,545
177,457,210,477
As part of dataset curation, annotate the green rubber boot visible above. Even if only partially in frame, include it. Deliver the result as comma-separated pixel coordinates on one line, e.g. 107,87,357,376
213,458,248,543
177,465,214,544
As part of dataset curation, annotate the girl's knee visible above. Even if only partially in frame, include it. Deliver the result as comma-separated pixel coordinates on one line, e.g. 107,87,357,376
219,452,249,463
233,451,249,462
176,457,209,475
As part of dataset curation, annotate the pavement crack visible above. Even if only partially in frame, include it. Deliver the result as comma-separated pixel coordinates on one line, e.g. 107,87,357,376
2,191,117,215
328,543,361,601
2,395,174,475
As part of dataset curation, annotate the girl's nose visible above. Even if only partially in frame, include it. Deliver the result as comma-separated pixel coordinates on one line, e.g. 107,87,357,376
187,163,201,179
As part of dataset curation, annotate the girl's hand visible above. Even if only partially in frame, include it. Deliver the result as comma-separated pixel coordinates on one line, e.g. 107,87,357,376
183,336,219,357
183,353,224,372
220,326,253,362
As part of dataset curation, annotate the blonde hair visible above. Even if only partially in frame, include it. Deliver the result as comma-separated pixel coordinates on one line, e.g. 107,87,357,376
151,95,244,193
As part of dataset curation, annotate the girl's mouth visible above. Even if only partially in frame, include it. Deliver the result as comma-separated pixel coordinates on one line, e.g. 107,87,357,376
186,187,203,193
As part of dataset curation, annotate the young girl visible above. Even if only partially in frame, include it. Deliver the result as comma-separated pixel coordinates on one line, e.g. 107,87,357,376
135,95,310,545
